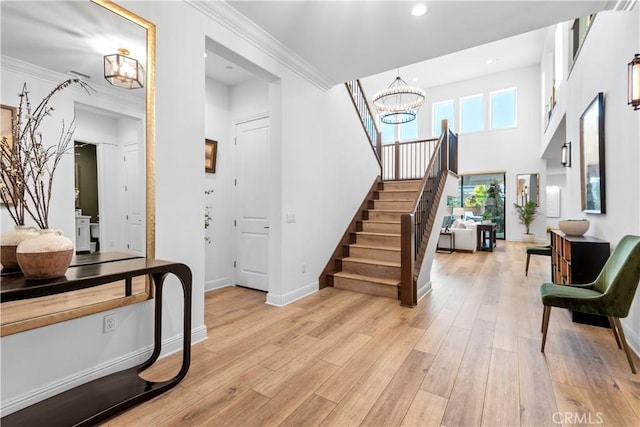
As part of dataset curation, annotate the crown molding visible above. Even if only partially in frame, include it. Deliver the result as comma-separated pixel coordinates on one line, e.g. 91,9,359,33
1,55,145,109
189,0,335,91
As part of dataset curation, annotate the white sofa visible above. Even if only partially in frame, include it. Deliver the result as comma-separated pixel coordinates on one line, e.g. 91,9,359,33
439,220,477,252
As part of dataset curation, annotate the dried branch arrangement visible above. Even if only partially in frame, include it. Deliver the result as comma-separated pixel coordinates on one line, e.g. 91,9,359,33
1,78,93,229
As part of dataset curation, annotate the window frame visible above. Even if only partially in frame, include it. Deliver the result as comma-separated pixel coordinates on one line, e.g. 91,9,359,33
432,99,455,137
489,87,517,130
459,93,484,134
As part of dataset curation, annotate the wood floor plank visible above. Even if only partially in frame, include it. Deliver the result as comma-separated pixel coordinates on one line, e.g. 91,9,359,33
420,326,472,398
158,364,273,426
414,308,456,355
552,381,600,427
321,332,371,367
441,322,494,427
518,337,559,426
400,390,448,427
481,349,520,427
361,349,434,426
279,394,337,427
318,327,424,426
199,389,270,426
314,315,413,403
243,361,338,426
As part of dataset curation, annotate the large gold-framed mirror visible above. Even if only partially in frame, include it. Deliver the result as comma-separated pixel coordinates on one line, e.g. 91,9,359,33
0,0,155,336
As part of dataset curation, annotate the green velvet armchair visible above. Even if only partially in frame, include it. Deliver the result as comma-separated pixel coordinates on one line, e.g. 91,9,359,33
540,235,640,373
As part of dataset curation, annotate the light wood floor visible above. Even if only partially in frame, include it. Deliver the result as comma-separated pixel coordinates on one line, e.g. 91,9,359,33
105,241,640,426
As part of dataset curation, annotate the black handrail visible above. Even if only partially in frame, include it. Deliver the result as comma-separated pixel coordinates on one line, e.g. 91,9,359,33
345,80,382,167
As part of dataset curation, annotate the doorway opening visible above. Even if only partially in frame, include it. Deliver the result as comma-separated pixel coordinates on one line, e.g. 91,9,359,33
456,172,506,239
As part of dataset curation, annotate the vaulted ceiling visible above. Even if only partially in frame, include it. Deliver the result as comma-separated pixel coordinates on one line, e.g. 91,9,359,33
225,0,615,87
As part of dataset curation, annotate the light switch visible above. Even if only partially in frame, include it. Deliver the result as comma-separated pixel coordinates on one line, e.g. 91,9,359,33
286,212,296,223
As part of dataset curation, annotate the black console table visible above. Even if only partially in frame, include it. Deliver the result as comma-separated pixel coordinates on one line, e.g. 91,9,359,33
1,256,192,427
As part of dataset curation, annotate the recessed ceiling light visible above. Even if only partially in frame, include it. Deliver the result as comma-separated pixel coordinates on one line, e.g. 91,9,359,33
225,65,234,70
411,4,428,17
412,77,418,83
486,59,494,65
204,52,208,58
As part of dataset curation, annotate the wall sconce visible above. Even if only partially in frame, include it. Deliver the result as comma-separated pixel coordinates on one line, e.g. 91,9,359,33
629,54,640,110
561,141,571,167
104,48,144,89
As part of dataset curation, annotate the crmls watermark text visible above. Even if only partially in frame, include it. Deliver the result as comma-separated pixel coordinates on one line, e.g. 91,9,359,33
552,412,604,425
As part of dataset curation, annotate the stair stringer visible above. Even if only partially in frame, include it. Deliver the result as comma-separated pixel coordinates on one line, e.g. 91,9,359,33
414,171,460,300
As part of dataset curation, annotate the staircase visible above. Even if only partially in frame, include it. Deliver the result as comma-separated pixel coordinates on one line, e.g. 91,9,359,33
331,180,422,298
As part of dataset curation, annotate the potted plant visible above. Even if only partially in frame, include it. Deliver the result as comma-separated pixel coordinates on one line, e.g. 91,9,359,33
514,201,537,243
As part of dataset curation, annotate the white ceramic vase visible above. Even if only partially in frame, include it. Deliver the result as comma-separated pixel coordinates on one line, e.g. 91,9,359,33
0,225,39,269
16,229,74,279
522,233,535,243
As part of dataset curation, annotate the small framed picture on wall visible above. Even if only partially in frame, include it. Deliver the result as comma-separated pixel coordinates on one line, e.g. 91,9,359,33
205,139,217,173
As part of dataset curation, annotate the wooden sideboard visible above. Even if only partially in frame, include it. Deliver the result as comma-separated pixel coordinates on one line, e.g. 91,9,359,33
1,255,192,426
550,230,610,326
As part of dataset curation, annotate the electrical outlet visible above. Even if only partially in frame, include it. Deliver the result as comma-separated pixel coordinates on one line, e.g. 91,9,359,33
103,314,116,333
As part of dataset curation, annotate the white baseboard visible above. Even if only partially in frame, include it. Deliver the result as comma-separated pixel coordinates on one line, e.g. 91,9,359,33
1,325,208,416
621,318,640,358
205,277,233,292
266,282,318,307
417,280,433,303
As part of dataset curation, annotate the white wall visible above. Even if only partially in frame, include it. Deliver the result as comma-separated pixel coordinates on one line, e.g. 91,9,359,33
547,8,640,353
204,77,231,290
1,0,381,412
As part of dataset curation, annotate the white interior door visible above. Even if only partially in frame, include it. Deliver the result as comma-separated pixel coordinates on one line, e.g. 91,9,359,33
124,143,143,255
235,117,270,292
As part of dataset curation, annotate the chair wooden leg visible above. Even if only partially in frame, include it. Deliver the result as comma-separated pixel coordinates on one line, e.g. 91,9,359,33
525,254,531,276
608,316,623,349
612,317,636,374
541,306,551,352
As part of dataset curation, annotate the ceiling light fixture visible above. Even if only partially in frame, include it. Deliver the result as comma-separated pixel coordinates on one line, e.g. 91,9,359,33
411,4,428,17
373,72,426,124
628,53,640,110
104,48,144,89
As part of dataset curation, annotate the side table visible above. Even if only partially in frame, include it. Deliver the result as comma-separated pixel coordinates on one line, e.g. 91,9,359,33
477,223,497,252
436,231,455,253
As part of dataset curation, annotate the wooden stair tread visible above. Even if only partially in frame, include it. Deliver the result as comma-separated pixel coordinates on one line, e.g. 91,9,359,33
362,220,400,224
368,209,409,213
349,244,400,252
356,231,400,237
374,198,415,202
343,257,400,268
333,272,399,287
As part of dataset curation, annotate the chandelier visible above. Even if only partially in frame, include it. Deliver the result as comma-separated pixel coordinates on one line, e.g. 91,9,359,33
372,73,425,124
104,48,144,89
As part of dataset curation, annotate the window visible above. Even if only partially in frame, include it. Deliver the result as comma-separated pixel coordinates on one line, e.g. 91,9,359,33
490,88,516,129
380,118,418,144
432,100,454,137
460,94,483,133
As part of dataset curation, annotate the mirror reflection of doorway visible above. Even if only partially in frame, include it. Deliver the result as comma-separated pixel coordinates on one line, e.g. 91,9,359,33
74,141,100,253
458,173,506,239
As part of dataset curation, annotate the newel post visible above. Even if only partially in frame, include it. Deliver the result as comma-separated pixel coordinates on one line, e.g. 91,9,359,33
400,213,416,307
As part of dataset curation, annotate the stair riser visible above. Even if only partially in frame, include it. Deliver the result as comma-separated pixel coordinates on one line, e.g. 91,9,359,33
382,181,422,191
373,200,414,210
334,277,398,299
377,191,418,200
357,234,400,247
349,246,401,262
367,211,404,221
361,222,400,233
341,260,401,280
